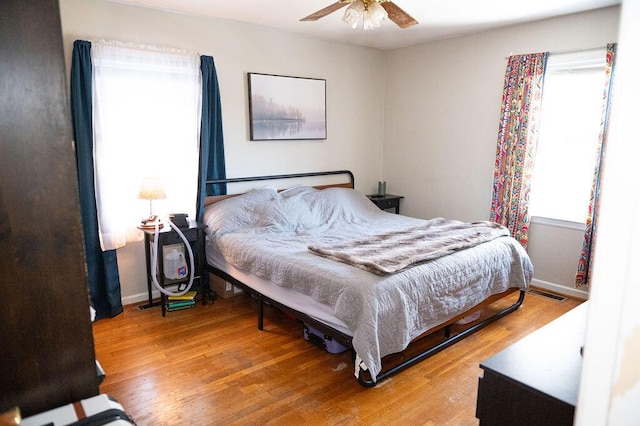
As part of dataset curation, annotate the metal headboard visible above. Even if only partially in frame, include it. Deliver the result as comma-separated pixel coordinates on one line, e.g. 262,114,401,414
205,170,354,191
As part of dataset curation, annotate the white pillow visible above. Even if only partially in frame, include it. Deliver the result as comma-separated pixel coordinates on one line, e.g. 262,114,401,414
303,187,382,225
279,185,317,198
203,188,278,238
255,191,323,232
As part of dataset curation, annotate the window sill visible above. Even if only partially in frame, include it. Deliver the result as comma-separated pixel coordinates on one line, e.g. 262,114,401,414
531,216,585,231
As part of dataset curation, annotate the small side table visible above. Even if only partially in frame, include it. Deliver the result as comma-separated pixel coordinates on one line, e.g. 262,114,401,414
367,194,404,214
139,221,209,316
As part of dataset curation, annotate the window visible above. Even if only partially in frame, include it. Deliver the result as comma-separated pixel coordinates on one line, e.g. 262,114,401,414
528,49,607,225
91,41,202,250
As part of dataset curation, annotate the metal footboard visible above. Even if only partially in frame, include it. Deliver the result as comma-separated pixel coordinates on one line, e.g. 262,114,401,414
209,265,525,388
356,290,526,387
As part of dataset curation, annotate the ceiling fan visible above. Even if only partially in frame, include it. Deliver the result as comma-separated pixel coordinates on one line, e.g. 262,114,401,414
301,0,418,29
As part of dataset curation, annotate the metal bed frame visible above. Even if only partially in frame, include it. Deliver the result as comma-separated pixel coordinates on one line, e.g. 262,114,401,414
204,170,525,387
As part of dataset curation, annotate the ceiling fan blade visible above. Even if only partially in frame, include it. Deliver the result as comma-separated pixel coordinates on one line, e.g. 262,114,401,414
300,1,349,22
381,2,418,29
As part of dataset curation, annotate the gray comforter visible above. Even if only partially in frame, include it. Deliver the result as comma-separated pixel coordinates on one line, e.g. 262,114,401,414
203,186,533,381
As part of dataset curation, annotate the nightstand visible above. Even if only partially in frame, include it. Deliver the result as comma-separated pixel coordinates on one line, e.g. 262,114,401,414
139,221,209,316
367,194,404,214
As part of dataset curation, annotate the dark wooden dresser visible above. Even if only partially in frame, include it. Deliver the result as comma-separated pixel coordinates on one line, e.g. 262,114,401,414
0,0,100,416
476,301,587,425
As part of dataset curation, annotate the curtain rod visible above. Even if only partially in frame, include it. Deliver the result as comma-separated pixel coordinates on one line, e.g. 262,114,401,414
505,45,607,59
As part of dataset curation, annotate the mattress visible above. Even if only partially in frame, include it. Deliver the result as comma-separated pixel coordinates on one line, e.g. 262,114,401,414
203,186,533,381
207,250,352,335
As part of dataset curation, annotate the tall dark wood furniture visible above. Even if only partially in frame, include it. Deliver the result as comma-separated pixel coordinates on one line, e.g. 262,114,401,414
476,302,587,425
0,0,99,416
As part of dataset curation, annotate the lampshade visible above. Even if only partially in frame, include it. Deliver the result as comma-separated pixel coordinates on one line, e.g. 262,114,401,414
138,177,166,200
342,0,387,30
364,1,387,30
342,0,365,28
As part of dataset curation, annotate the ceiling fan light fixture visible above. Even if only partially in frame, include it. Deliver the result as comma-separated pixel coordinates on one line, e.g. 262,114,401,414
363,1,387,30
302,0,416,30
342,0,366,29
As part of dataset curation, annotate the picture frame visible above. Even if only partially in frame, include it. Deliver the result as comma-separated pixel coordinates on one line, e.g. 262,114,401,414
248,73,327,141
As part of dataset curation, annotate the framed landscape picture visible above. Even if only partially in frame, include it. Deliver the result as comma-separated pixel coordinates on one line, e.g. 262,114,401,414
248,73,327,141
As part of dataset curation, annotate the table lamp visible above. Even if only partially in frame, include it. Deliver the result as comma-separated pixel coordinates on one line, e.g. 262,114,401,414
138,177,166,228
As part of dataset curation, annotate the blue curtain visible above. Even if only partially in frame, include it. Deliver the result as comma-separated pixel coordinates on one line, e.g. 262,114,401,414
70,40,123,320
197,55,226,222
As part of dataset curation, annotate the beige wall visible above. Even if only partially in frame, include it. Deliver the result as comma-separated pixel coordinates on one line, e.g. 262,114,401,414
383,6,620,298
59,0,386,303
60,0,620,302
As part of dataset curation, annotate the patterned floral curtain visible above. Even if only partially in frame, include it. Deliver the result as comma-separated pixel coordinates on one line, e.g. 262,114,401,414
490,52,548,248
575,43,617,287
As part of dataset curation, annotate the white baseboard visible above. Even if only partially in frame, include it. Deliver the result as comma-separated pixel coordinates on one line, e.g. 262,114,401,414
531,278,589,300
122,290,160,306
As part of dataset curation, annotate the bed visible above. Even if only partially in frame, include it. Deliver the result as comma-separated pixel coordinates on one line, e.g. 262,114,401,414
203,171,533,387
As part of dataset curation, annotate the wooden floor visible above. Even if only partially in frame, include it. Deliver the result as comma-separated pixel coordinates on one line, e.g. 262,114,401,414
93,290,581,425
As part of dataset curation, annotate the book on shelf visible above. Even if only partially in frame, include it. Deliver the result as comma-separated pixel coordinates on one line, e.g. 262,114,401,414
166,299,195,307
167,290,197,301
167,303,195,312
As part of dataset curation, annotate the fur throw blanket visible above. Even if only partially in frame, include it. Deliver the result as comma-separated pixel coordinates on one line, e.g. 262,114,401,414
308,218,510,275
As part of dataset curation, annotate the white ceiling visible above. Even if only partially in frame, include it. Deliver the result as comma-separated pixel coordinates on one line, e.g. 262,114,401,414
108,0,620,50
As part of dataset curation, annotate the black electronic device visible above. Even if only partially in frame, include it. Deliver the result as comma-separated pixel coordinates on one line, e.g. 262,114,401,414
170,213,189,228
